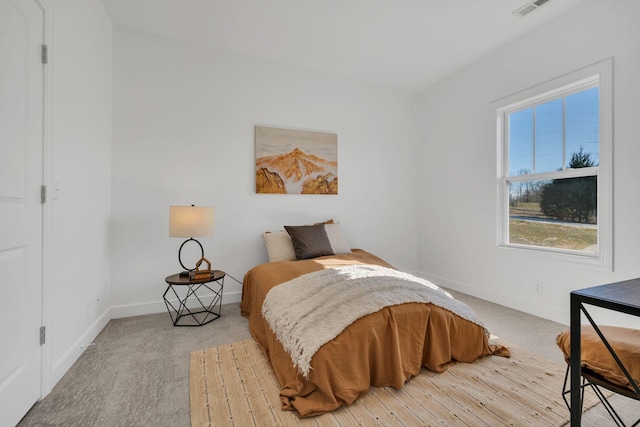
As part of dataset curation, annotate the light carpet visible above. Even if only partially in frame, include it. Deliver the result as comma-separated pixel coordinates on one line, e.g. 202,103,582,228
190,339,600,427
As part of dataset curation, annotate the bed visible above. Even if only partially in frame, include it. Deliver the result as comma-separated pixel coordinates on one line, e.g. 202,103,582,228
241,225,507,418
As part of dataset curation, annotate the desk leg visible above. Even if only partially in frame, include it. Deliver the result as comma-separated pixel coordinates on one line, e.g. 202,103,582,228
570,294,581,426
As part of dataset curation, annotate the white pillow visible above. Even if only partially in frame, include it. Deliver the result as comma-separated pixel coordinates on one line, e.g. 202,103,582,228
262,231,295,262
324,223,352,254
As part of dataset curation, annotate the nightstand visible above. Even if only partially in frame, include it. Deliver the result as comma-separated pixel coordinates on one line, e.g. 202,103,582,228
163,270,225,326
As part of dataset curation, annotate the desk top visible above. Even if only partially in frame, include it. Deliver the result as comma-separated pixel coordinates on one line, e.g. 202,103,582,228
572,278,640,315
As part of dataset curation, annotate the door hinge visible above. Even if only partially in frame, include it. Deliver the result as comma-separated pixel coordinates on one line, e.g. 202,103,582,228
40,326,46,345
41,44,48,64
41,185,46,204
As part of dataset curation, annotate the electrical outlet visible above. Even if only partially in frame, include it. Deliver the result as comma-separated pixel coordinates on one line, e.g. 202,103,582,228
533,280,543,296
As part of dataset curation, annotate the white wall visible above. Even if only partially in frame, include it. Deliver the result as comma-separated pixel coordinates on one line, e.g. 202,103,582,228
416,0,640,326
45,0,112,390
110,28,419,317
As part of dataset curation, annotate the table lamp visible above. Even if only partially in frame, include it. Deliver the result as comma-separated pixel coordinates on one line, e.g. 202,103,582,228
169,205,214,275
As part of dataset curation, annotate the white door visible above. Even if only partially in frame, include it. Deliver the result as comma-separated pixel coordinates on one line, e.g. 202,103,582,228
0,0,45,425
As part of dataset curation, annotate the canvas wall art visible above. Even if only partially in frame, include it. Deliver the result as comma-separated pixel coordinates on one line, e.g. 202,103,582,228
255,126,338,195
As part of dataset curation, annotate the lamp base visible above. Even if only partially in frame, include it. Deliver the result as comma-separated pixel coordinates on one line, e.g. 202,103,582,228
178,238,204,272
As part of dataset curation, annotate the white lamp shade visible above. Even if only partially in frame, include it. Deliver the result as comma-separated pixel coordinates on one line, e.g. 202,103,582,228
169,206,214,238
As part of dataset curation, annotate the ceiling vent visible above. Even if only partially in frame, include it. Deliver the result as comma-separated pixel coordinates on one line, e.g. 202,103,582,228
513,0,550,17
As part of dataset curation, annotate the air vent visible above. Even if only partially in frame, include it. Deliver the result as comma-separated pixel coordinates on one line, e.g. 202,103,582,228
513,0,550,17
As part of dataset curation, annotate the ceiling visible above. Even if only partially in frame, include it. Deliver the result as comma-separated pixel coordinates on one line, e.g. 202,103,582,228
100,0,591,92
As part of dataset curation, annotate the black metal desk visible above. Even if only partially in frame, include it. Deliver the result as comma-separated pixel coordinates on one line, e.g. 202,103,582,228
570,279,640,425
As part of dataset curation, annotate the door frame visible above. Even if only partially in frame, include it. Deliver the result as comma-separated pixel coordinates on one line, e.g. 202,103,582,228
37,0,53,398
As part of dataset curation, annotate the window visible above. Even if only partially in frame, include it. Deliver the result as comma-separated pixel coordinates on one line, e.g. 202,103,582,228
496,60,612,268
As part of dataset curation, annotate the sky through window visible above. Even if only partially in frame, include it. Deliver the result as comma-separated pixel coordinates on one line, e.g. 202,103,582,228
508,86,599,176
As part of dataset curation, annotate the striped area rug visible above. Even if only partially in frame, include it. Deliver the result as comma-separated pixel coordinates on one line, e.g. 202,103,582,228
190,339,599,426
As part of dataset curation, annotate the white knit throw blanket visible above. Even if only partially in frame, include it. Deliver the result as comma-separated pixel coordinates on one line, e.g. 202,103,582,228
262,264,486,378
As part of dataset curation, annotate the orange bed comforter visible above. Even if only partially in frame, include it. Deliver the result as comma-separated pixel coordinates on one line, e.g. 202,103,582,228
240,249,507,417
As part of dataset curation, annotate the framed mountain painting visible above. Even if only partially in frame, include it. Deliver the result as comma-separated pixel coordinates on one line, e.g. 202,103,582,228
255,126,338,194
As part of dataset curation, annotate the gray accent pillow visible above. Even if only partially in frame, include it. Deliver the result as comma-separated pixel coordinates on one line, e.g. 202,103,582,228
284,224,334,260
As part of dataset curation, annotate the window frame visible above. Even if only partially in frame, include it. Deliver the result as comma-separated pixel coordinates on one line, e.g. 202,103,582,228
495,59,613,270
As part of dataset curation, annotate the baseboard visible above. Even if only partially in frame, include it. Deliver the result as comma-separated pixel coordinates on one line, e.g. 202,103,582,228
110,290,243,319
44,290,242,397
49,306,111,392
415,271,567,325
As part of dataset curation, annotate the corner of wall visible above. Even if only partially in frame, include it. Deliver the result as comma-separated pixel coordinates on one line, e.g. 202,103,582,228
47,307,111,394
